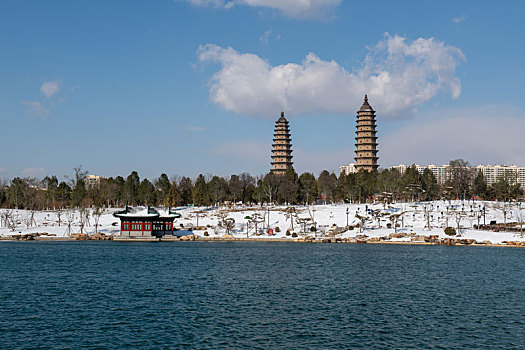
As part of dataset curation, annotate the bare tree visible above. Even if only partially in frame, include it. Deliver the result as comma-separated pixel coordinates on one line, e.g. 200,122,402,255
297,217,312,235
218,217,235,234
24,210,37,229
389,213,403,233
355,214,368,233
64,210,75,236
455,211,466,236
56,210,62,227
247,212,265,236
93,207,103,234
423,206,433,230
284,207,297,231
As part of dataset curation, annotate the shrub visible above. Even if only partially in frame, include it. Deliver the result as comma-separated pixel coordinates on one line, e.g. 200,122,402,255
291,232,298,238
286,230,291,236
203,231,209,236
275,227,280,232
444,227,456,236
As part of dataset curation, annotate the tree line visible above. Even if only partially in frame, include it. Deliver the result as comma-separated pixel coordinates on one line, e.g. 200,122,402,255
0,160,522,210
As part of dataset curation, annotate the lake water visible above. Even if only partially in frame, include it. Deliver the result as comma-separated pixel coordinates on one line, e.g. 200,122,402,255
1,242,524,349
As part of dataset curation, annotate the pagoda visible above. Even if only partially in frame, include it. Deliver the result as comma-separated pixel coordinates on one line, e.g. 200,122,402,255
271,112,293,175
355,95,379,171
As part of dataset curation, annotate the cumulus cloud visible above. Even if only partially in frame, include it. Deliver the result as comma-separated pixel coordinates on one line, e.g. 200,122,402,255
198,34,466,119
22,167,47,179
381,106,525,167
40,80,61,98
181,0,341,19
21,101,50,118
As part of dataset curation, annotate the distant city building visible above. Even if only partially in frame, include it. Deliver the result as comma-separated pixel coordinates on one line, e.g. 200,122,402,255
340,163,357,176
271,112,293,175
474,164,525,186
86,174,105,188
390,163,525,187
354,95,379,171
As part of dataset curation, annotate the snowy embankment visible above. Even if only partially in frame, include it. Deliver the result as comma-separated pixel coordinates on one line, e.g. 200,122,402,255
1,200,524,244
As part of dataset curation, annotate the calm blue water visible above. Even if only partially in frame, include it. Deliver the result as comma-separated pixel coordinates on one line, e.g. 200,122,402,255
1,242,524,349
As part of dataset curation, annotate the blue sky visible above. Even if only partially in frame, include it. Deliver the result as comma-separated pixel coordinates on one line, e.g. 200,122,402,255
1,0,524,180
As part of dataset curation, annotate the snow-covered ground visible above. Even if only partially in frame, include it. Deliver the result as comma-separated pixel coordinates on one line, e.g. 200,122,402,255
1,200,524,244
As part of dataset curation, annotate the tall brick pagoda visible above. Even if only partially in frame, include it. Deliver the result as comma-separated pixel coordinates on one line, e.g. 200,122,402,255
355,95,379,171
271,112,293,175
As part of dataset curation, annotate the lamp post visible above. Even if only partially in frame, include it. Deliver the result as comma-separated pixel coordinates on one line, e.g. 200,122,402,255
244,216,251,238
346,208,349,228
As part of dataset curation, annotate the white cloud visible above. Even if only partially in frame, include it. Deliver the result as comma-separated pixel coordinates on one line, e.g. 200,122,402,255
181,0,341,19
40,80,61,99
452,16,467,24
259,28,272,45
259,28,281,45
381,105,525,167
21,101,50,118
198,34,466,119
22,167,47,179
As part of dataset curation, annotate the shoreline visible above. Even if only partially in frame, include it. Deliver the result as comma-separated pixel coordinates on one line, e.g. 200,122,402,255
0,235,523,248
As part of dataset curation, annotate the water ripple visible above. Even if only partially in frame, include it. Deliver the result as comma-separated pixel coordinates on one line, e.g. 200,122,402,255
0,242,524,348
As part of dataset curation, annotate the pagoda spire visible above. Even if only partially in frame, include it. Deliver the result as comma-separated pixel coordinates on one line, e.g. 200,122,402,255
271,112,293,175
354,95,379,171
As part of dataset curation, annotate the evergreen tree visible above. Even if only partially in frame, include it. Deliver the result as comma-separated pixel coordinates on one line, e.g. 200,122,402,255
421,168,439,201
166,181,181,207
243,182,256,204
208,176,228,205
71,179,87,208
318,170,337,203
297,172,318,204
57,182,72,208
114,176,125,205
42,175,59,209
228,175,243,203
138,179,156,205
192,174,208,206
279,167,299,204
403,165,423,202
123,171,140,205
472,170,487,199
355,169,368,203
154,173,171,206
179,177,193,205
8,177,27,209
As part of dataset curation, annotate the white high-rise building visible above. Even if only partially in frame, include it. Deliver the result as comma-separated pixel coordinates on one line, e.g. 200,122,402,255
339,163,357,176
389,163,525,188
